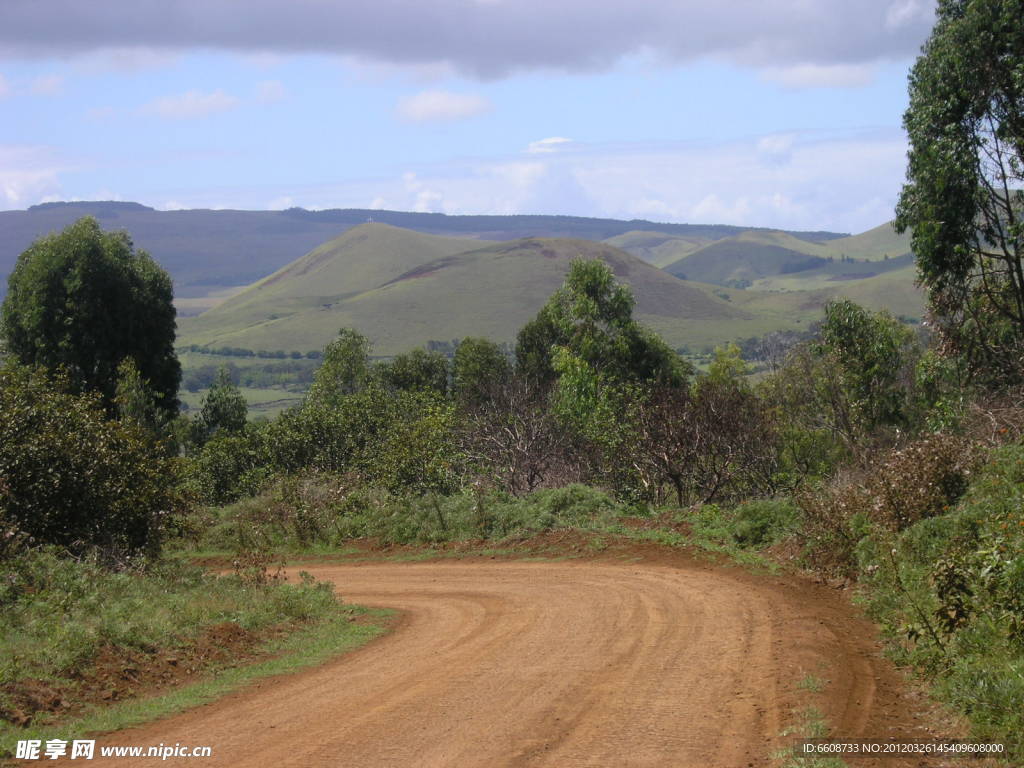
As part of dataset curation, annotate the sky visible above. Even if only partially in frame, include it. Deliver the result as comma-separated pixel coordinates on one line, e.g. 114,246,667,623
0,0,938,234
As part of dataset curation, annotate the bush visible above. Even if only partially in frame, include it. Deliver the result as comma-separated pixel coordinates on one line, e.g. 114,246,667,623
730,498,799,548
0,364,185,558
186,427,271,506
866,432,980,531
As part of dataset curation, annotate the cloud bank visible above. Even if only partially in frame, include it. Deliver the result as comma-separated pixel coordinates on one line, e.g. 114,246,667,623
0,1,936,77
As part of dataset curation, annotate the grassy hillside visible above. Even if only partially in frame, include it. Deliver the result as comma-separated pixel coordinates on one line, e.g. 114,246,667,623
662,230,833,285
0,201,845,300
602,230,714,268
180,226,762,355
819,221,911,262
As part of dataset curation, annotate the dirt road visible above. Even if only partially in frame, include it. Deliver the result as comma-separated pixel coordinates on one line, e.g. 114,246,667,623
86,557,945,767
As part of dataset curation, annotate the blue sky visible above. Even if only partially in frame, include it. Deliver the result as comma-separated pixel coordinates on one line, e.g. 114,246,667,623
0,1,937,233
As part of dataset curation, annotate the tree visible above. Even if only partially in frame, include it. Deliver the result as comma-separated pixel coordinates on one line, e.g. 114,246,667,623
895,0,1024,385
1,216,180,419
452,337,510,406
193,365,248,445
307,328,371,406
515,259,686,386
374,348,449,394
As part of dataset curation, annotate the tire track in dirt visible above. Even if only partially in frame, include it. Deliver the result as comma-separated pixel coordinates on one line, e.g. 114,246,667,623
78,558,946,767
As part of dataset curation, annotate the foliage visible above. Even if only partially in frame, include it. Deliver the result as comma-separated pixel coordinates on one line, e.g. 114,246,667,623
182,480,628,551
306,328,371,407
457,374,573,495
514,258,687,386
0,217,180,419
114,358,168,448
0,363,184,559
855,443,1024,759
895,0,1024,387
186,427,270,506
452,337,510,407
373,348,449,394
817,299,919,436
192,365,249,446
730,498,800,549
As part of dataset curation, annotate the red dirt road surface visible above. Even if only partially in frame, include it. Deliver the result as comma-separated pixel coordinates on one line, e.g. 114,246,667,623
84,558,953,767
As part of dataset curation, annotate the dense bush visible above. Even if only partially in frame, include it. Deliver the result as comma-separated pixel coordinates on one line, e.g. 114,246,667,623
0,364,185,558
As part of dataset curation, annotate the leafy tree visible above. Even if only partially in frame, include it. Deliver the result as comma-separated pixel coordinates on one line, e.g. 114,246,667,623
0,363,184,558
374,348,449,394
895,0,1024,385
452,337,510,406
307,328,371,406
0,216,180,419
514,259,687,386
193,365,248,445
817,299,919,436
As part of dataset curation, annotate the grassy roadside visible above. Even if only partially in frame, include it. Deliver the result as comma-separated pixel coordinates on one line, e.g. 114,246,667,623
0,551,390,759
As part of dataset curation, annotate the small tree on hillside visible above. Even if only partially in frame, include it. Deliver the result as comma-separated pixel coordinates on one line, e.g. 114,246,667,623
307,328,371,407
193,365,248,445
515,259,687,386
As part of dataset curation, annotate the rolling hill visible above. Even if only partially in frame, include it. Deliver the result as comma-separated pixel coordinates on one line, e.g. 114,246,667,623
601,230,715,268
179,224,764,355
0,201,845,301
661,229,834,285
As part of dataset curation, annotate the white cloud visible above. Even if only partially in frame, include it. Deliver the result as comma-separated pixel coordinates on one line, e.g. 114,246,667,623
760,63,877,89
255,79,286,103
31,74,64,95
83,130,907,233
267,194,294,209
886,0,931,30
142,89,239,119
0,145,68,209
525,137,573,154
396,89,491,122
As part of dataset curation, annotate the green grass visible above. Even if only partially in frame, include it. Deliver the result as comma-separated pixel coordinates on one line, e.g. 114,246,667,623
0,550,386,758
1,605,389,758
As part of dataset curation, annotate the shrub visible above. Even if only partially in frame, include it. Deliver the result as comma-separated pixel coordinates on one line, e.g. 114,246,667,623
730,498,799,548
866,432,980,531
0,364,185,559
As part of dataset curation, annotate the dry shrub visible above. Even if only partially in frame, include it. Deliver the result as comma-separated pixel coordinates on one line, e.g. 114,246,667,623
797,432,985,576
867,433,982,531
796,473,872,577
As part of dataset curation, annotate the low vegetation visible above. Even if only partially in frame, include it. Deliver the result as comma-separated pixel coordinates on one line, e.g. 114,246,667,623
0,548,375,756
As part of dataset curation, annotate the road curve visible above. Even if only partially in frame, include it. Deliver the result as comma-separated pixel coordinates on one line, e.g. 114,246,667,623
85,559,930,767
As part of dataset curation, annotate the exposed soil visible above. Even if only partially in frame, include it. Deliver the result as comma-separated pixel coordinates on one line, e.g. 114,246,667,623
1,621,295,729
55,541,968,768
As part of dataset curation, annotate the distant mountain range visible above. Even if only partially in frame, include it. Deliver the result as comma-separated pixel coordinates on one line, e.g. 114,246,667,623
0,201,845,299
0,201,921,357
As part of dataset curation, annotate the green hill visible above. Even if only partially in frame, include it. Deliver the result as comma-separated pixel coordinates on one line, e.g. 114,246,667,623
180,225,758,355
662,230,833,285
819,221,911,262
602,230,714,268
0,201,845,301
